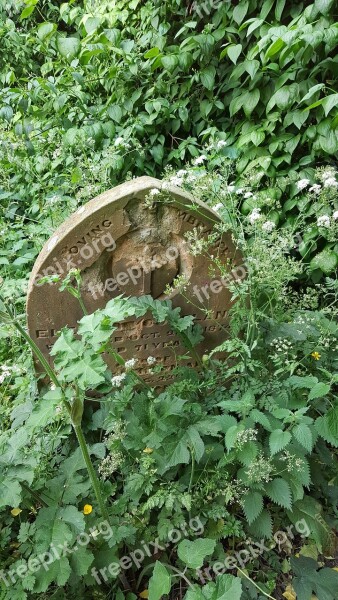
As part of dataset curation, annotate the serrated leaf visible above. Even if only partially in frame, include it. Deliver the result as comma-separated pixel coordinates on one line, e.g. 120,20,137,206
248,509,272,538
269,429,291,455
315,416,338,447
177,538,216,569
265,478,292,509
308,382,331,400
326,406,338,440
293,424,313,452
148,561,171,600
243,492,263,524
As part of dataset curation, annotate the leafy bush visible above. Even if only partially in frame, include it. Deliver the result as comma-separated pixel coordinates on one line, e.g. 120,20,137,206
0,0,337,199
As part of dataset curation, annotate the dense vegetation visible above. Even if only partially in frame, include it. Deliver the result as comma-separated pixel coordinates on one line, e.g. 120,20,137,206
0,1,337,600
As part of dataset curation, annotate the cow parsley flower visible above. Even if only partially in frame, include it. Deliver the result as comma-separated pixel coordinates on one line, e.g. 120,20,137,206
149,188,160,196
317,215,330,228
125,358,137,370
309,184,321,194
147,356,156,365
244,191,253,198
262,220,276,232
170,176,183,187
323,177,338,188
216,140,227,148
111,373,127,387
177,169,187,177
194,155,207,165
297,178,310,190
248,208,261,224
333,211,338,220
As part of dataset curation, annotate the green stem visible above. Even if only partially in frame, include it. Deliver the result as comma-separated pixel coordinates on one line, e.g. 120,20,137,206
188,450,195,494
73,425,110,523
12,319,72,414
236,567,275,600
78,295,88,316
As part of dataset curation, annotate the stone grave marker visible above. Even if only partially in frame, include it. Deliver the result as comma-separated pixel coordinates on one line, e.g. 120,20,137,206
27,176,244,385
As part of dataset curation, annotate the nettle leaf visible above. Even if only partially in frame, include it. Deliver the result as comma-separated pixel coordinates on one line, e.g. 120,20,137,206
70,546,94,577
308,382,331,400
265,478,292,509
269,429,291,455
293,424,313,452
243,492,263,524
248,509,272,538
315,416,338,447
326,406,338,440
237,441,258,465
148,561,171,600
250,409,272,431
177,538,216,569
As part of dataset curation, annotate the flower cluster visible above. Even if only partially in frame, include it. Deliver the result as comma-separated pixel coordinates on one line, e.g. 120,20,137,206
98,451,124,479
248,208,261,224
111,373,126,388
235,429,257,450
317,212,338,228
124,358,137,370
245,454,274,483
280,451,304,473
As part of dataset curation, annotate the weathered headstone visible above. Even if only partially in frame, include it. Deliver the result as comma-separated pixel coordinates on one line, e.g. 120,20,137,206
27,176,244,385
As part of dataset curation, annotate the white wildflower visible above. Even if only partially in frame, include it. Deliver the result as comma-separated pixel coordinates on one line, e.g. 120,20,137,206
333,211,338,220
216,140,227,148
262,220,276,232
317,215,330,228
149,188,160,196
227,185,235,192
244,191,253,198
323,177,338,188
309,184,321,194
193,155,207,165
111,373,127,388
297,178,310,190
125,358,137,370
162,181,171,190
147,356,156,365
177,169,187,177
236,188,243,194
170,176,183,187
186,173,197,183
248,208,261,224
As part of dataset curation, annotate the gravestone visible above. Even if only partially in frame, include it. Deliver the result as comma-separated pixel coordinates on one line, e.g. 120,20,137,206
27,176,244,385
